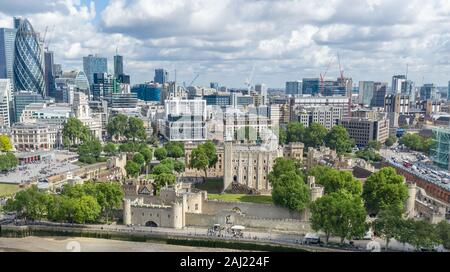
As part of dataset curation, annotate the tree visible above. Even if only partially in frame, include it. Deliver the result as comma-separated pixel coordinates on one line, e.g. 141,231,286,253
435,221,450,250
125,117,146,142
399,133,433,154
72,195,101,224
173,160,185,173
308,165,362,196
154,173,177,194
62,117,90,147
304,123,327,149
356,148,382,162
107,114,128,142
324,125,354,154
395,218,415,251
152,164,173,175
286,122,305,143
125,160,140,177
94,182,124,222
3,185,48,221
154,147,167,161
362,167,408,215
132,153,145,166
78,139,102,164
0,152,18,172
385,136,397,147
407,220,440,251
367,140,382,151
189,148,209,178
165,142,185,158
0,135,13,151
278,126,287,145
103,142,117,156
372,205,404,251
199,141,218,169
139,147,153,163
310,191,367,244
271,172,310,211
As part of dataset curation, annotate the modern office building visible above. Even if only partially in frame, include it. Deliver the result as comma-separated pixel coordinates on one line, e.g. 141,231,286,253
430,127,450,170
44,51,56,98
392,75,406,94
291,106,343,130
0,27,17,84
210,82,219,91
154,69,169,84
131,83,162,102
114,55,123,78
0,79,12,127
370,82,388,107
339,114,390,147
385,94,410,114
162,99,207,141
358,81,374,106
13,19,45,94
105,93,138,109
302,78,320,95
291,96,351,118
83,54,107,86
254,83,267,105
204,93,231,107
420,84,437,101
92,73,115,101
401,80,413,95
285,81,302,95
13,91,44,122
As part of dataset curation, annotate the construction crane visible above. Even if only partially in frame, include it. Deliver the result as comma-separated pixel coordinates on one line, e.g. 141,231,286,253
337,52,353,116
183,73,200,89
244,64,256,93
44,25,55,51
320,59,333,95
42,26,48,46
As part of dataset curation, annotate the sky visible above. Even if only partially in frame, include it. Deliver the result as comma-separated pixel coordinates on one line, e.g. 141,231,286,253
2,0,450,88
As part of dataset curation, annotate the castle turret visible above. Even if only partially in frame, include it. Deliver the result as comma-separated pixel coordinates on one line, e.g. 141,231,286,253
308,176,324,202
172,202,184,229
123,199,131,225
405,182,416,218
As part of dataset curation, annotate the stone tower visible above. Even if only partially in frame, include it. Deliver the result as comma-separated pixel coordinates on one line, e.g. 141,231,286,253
223,141,233,191
172,202,184,229
123,199,131,225
308,176,324,202
405,182,416,218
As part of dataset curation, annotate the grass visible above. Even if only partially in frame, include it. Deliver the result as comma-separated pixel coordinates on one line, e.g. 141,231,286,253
208,193,273,204
194,178,223,194
0,183,20,197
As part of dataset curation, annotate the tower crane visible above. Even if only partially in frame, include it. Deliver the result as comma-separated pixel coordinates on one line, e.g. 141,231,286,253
320,59,332,95
244,64,256,93
45,25,55,51
183,73,200,89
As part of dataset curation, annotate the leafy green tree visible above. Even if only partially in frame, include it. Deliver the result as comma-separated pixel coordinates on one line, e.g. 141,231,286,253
408,220,440,251
125,117,146,142
189,148,209,178
0,135,13,151
269,158,303,183
304,123,327,149
152,164,173,175
3,186,48,221
372,205,404,251
78,139,102,164
165,142,185,158
125,160,140,177
286,122,305,143
62,117,90,147
310,191,367,244
103,142,117,156
139,146,153,163
132,153,145,166
356,148,382,162
367,140,382,151
107,114,128,141
308,165,362,196
278,127,287,145
325,125,354,154
173,160,185,173
94,182,124,222
399,133,433,153
154,173,177,194
362,167,408,215
435,220,450,249
154,147,168,161
385,136,397,147
199,141,218,169
72,195,101,224
0,152,18,172
395,218,415,251
271,172,310,211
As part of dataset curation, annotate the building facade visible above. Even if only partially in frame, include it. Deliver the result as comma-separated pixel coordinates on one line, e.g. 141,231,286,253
339,114,390,147
83,54,107,86
0,27,17,84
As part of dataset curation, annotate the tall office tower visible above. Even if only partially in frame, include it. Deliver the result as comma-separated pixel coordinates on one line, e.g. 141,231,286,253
302,78,320,95
154,68,168,84
13,90,44,122
0,27,17,84
0,79,12,127
13,17,23,29
53,64,62,78
83,54,107,86
44,51,56,98
392,75,406,94
254,83,268,105
337,77,353,97
358,81,374,106
13,19,45,95
420,84,437,101
285,81,302,95
401,80,413,95
371,82,388,107
92,73,114,101
114,55,123,78
210,82,219,91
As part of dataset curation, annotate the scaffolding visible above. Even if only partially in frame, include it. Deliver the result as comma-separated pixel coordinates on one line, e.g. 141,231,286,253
430,127,450,170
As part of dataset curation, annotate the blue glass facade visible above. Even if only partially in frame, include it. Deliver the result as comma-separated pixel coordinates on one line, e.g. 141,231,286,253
131,83,161,102
83,54,107,86
204,94,231,106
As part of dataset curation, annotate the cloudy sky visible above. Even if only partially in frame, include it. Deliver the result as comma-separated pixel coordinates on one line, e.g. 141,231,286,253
2,0,450,88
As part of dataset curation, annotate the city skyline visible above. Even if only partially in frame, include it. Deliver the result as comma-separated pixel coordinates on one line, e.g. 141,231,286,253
2,0,450,88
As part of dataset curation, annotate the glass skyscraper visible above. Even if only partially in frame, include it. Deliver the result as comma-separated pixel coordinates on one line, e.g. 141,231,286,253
13,19,45,95
83,54,108,86
114,55,123,78
154,69,168,84
0,27,17,83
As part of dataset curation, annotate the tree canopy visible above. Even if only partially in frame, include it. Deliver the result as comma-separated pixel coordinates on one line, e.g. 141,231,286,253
399,133,433,154
308,165,362,196
324,125,355,154
0,135,13,152
62,117,90,147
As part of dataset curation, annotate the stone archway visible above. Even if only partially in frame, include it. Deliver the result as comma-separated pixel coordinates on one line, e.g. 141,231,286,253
145,221,158,227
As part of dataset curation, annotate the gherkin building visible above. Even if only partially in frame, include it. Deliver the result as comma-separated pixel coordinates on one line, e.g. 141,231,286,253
13,19,45,95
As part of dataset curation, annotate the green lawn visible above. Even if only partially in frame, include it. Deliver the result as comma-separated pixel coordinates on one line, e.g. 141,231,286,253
208,193,273,204
194,178,223,194
0,183,20,197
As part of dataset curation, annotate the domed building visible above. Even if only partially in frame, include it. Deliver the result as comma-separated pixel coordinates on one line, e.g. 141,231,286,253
13,19,45,95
